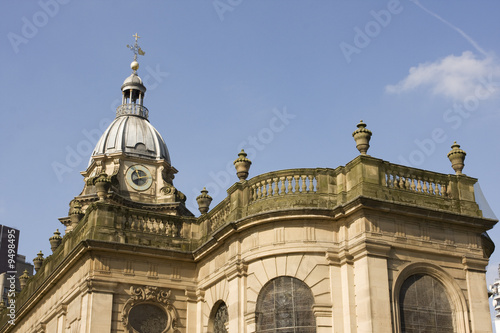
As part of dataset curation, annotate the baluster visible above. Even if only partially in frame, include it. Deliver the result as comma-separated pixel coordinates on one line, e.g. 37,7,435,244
393,173,399,189
422,179,428,194
123,215,129,230
416,178,422,193
405,175,410,190
441,183,447,197
399,175,405,189
308,175,314,192
279,177,286,195
256,182,262,199
429,180,435,195
134,216,141,231
262,179,268,198
286,176,293,194
386,173,392,188
273,178,279,196
410,177,416,191
294,175,300,193
300,175,306,193
382,171,388,187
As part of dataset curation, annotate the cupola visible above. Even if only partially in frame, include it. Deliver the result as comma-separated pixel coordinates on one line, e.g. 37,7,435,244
89,34,171,164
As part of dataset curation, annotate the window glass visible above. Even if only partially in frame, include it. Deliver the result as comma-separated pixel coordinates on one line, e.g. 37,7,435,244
214,302,228,333
256,276,316,333
399,274,455,333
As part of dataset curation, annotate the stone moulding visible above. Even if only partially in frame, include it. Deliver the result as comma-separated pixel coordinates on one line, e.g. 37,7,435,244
122,285,179,333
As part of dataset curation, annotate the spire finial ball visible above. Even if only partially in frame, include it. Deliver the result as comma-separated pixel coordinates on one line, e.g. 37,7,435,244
131,61,139,71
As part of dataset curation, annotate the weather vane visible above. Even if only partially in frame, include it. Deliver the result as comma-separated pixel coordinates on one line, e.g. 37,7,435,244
127,33,145,61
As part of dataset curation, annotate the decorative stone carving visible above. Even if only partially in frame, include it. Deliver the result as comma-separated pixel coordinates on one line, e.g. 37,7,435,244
49,229,62,252
19,269,30,290
234,149,252,180
352,120,372,155
160,184,186,203
196,187,213,214
33,251,44,273
94,174,112,200
447,141,466,175
122,285,179,333
69,200,84,230
161,184,175,195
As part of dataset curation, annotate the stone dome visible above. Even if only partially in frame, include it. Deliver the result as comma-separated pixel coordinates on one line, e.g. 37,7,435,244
121,73,146,93
89,52,170,166
90,115,171,164
122,73,144,87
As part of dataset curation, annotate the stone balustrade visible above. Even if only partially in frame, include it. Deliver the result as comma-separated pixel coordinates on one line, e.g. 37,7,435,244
202,155,483,234
248,169,318,203
116,103,149,118
197,197,231,234
381,162,451,198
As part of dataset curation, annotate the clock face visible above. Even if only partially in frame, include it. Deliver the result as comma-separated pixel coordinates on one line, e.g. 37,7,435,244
126,165,153,191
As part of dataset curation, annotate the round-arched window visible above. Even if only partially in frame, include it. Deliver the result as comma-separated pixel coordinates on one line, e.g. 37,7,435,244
213,302,228,333
256,276,316,333
399,274,455,332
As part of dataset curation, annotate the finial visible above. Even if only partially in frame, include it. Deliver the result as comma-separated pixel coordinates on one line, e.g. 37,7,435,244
447,141,466,175
49,229,63,253
19,269,30,290
33,250,44,273
126,33,145,73
234,149,252,180
196,187,213,215
352,120,372,155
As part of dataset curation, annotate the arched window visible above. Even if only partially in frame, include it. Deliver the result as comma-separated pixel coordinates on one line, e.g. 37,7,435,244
212,302,228,333
256,276,316,333
399,274,455,333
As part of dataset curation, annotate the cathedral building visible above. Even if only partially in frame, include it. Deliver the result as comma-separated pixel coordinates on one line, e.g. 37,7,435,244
1,37,496,333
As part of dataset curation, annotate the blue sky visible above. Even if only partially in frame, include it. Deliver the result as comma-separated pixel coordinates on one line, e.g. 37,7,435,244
2,0,500,324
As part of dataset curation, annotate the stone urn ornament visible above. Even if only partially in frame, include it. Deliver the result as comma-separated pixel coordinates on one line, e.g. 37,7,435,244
94,174,112,200
234,149,252,180
352,120,372,155
19,269,30,290
69,201,84,230
447,141,466,175
49,229,63,253
196,187,213,214
33,251,44,273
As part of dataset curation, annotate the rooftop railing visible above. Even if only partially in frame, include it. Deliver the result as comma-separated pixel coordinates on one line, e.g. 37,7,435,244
196,155,483,237
116,103,149,119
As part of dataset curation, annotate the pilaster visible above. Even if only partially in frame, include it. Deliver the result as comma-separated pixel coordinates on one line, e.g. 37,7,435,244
462,256,492,333
351,241,392,333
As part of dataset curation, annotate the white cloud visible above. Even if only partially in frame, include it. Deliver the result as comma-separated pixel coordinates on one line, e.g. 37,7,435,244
386,51,500,100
